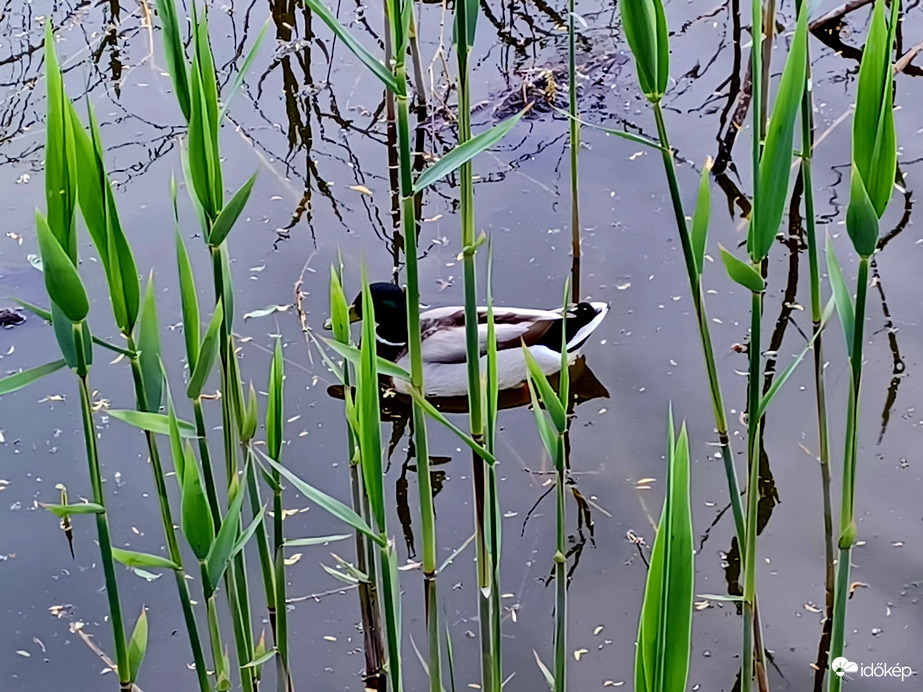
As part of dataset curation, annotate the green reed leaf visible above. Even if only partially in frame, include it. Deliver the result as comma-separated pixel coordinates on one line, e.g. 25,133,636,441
44,21,78,260
302,0,402,95
284,534,351,547
719,245,764,293
323,338,411,382
618,0,669,102
414,108,526,193
128,608,149,682
187,301,224,399
853,0,897,218
208,172,257,246
690,163,711,275
533,650,555,691
154,0,191,121
523,347,567,434
50,302,80,371
218,18,270,122
242,647,277,670
40,502,105,517
240,382,258,442
108,409,198,439
329,267,351,346
403,385,497,465
138,276,163,412
635,416,693,692
204,470,249,593
0,359,67,396
525,376,558,460
357,277,386,532
758,298,835,418
452,0,479,53
826,235,856,358
35,211,88,322
165,386,187,485
845,163,881,258
749,4,807,262
112,548,180,571
258,451,382,546
181,441,214,560
175,226,201,371
266,339,284,460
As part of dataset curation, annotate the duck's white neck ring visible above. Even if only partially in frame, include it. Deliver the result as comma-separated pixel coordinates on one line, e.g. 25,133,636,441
376,334,407,347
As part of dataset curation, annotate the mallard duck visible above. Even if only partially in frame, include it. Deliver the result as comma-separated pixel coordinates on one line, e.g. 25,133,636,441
331,282,609,398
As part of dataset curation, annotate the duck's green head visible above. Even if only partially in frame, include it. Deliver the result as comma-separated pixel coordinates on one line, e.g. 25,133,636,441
324,282,408,351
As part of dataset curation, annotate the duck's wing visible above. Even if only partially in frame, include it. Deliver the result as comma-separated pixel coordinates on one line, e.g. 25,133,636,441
418,306,562,364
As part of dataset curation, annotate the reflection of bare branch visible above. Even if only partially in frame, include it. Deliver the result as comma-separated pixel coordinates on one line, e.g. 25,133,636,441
809,0,874,31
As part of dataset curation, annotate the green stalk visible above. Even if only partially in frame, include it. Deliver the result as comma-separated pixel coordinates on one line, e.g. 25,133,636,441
244,445,277,640
553,439,567,692
76,366,131,689
794,0,835,677
271,475,291,692
567,0,580,300
193,397,223,523
651,102,745,544
379,540,404,692
203,564,230,691
392,3,441,685
741,289,762,692
126,342,210,692
829,258,869,692
456,3,500,688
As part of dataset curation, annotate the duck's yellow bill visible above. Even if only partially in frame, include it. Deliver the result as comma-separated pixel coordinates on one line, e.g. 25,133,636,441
322,305,361,330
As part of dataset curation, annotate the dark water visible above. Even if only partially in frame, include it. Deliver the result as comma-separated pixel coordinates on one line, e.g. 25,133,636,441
1,1,922,690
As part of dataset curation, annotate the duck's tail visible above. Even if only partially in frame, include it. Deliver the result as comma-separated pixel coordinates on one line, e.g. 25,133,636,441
537,301,609,354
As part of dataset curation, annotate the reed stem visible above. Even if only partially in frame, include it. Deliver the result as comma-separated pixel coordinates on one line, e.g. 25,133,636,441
553,440,567,692
77,369,131,689
567,0,580,301
126,344,210,692
829,258,869,692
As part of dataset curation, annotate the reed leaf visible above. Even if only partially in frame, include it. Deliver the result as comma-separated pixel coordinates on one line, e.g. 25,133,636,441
218,18,270,122
690,163,711,275
40,502,105,517
112,548,180,571
35,211,88,323
323,338,411,382
187,301,224,399
758,298,835,418
108,409,198,438
154,0,191,121
208,172,257,247
524,377,558,460
285,535,350,547
452,0,479,53
719,245,764,293
181,442,215,561
204,476,249,593
166,396,187,485
128,608,149,682
175,227,201,371
138,277,163,412
301,0,401,95
825,236,855,358
357,279,385,532
748,5,808,262
635,414,693,692
50,302,81,371
523,348,567,435
43,22,78,259
0,359,67,395
852,0,896,218
413,108,527,193
258,452,381,545
266,339,284,460
403,386,497,464
618,0,669,102
846,163,881,258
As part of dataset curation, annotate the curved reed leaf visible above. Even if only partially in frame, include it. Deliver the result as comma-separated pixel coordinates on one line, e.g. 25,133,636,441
112,548,180,571
302,0,401,95
128,608,149,682
0,359,67,395
35,212,88,322
138,277,163,412
845,163,880,258
413,108,526,193
187,302,224,399
719,245,764,293
690,163,711,275
208,172,257,247
825,236,855,358
180,442,215,561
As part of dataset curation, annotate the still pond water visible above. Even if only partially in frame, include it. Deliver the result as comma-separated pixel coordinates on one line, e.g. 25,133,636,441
1,1,921,690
